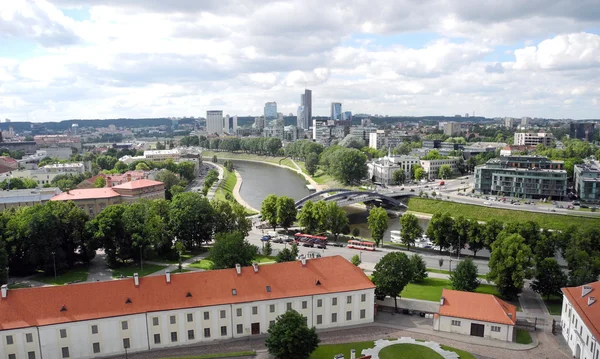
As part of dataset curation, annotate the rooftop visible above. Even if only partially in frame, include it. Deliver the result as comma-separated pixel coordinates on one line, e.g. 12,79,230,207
562,281,600,341
439,289,517,325
0,188,61,203
144,149,180,156
112,179,163,190
0,256,374,331
50,188,121,201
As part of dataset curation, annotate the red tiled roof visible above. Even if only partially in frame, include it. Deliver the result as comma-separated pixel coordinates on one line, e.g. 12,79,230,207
562,281,600,341
112,179,163,190
50,188,121,201
439,289,517,325
0,256,374,330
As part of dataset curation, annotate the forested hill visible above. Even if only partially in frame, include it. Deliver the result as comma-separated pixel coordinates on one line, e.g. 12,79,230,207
0,118,196,133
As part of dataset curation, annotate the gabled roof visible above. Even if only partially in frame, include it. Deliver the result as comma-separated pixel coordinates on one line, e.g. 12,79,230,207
112,179,163,190
562,281,600,341
0,256,374,331
50,188,121,201
439,289,517,325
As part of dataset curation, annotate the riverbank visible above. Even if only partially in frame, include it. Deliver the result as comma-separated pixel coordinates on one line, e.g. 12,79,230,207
209,163,258,215
231,170,260,214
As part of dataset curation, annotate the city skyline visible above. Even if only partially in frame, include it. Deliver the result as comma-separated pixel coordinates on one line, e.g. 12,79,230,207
1,1,600,122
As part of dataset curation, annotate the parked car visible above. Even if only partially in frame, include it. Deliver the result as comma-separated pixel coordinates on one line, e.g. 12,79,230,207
260,235,271,242
284,237,294,243
272,238,284,243
483,202,491,205
409,189,415,192
302,242,314,247
331,242,344,247
316,243,326,249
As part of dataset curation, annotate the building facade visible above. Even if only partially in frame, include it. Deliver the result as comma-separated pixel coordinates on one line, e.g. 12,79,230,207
0,257,375,359
570,122,596,142
0,187,61,212
474,156,567,199
443,122,461,136
264,102,277,120
513,132,554,146
574,159,600,203
561,281,600,359
331,102,342,121
504,118,514,128
420,158,460,180
368,155,420,184
206,111,224,135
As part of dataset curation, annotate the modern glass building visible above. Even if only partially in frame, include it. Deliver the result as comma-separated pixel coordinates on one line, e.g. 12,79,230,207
331,102,342,121
264,102,277,120
574,159,600,203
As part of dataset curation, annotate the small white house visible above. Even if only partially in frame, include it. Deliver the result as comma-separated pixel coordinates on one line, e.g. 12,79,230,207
434,289,516,342
561,281,600,359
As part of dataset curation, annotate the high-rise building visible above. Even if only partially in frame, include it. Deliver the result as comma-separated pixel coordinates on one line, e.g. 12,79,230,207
331,102,342,121
443,122,461,136
343,111,352,121
206,110,224,134
504,118,514,128
297,106,306,128
264,102,277,120
298,89,312,129
513,132,554,146
232,115,238,132
570,122,596,142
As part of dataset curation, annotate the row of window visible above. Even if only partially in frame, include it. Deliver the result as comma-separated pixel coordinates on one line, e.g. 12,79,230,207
7,353,35,359
450,320,501,333
5,333,33,345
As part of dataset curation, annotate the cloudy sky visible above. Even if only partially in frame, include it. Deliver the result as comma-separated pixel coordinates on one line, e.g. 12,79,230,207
1,0,600,122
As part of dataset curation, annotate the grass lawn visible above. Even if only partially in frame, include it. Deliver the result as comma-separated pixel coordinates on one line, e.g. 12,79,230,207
188,259,214,270
147,247,207,264
253,255,276,263
215,168,237,202
309,341,375,359
9,283,32,289
400,277,500,302
379,344,443,359
35,265,89,285
408,198,600,230
111,263,166,278
543,295,563,315
516,328,533,344
427,268,487,279
159,351,255,359
440,345,477,359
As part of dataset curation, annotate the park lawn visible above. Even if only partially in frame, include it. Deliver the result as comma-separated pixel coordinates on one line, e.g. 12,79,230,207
543,295,564,315
309,341,375,359
159,351,255,359
379,344,443,359
253,255,276,263
440,345,477,359
9,283,31,289
427,268,487,279
407,198,600,230
188,259,215,270
147,247,207,264
400,277,500,302
111,263,166,278
215,168,237,202
35,265,89,285
516,329,533,344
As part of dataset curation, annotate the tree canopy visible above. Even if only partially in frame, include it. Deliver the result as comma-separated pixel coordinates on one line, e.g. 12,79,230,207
367,207,388,247
372,252,414,312
265,310,320,359
210,231,258,270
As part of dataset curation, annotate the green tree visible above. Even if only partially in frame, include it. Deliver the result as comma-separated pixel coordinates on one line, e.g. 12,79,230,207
155,169,182,200
466,219,484,257
177,161,197,182
452,216,470,257
96,155,117,170
482,219,504,250
450,258,480,292
531,258,567,299
211,200,251,237
392,169,406,185
135,162,150,171
351,254,361,266
210,231,258,270
276,196,297,232
487,233,533,299
322,202,348,241
322,147,368,184
367,207,388,247
266,310,320,359
372,252,414,312
169,192,215,248
410,163,422,179
113,161,129,173
93,177,106,188
410,254,428,283
400,213,423,250
352,228,360,237
212,155,218,163
290,243,299,258
414,167,427,181
297,201,319,234
0,240,8,285
438,164,453,179
263,241,273,256
426,212,455,253
275,248,296,263
305,152,319,176
261,194,279,231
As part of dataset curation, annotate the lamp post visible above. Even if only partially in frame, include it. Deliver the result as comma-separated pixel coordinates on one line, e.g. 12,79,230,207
360,250,362,262
51,252,57,280
449,258,452,272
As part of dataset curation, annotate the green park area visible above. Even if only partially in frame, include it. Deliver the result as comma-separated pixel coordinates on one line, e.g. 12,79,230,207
203,150,296,169
159,351,255,359
543,295,564,315
111,263,166,278
407,197,600,230
34,265,89,285
400,277,500,302
309,341,475,359
189,255,275,271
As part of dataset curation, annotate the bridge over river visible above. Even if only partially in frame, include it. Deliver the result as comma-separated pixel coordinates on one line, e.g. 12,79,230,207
294,188,416,209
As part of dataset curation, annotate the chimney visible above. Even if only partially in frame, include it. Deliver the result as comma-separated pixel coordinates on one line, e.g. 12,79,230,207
301,257,307,266
66,188,70,194
106,176,112,187
588,297,596,306
440,296,445,306
235,264,241,275
1,284,7,299
350,349,356,359
582,285,593,297
252,262,259,273
127,174,132,182
166,270,171,283
133,273,139,286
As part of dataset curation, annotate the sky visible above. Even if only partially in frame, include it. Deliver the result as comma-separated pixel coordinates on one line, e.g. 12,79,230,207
1,0,600,122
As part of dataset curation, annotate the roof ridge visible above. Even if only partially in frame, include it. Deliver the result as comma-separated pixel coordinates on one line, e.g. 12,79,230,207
564,282,600,341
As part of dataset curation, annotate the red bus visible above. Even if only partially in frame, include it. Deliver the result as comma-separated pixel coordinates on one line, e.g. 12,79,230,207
294,233,328,247
347,240,376,251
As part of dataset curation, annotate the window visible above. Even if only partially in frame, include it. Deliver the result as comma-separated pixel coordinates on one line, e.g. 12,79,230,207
237,308,243,317
252,306,258,315
170,332,178,342
451,320,461,326
91,325,98,335
154,334,161,344
331,313,337,323
332,298,337,306
361,294,367,302
187,313,193,322
302,301,307,309
317,299,323,308
59,329,67,339
152,317,159,326
220,310,226,319
204,328,211,338
26,333,34,342
360,309,366,319
6,335,13,345
204,311,210,320
286,302,292,311
123,338,130,349
61,347,70,358
317,315,323,325
28,352,36,359
347,296,352,304
170,315,176,324
121,321,128,330
93,342,100,354
270,304,275,313
221,326,227,336
346,311,352,321
188,330,195,341
8,355,16,359
491,326,501,332
237,324,243,334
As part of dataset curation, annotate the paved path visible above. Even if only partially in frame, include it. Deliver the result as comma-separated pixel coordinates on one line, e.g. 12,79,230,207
204,162,224,200
232,169,260,213
146,252,210,276
87,250,113,282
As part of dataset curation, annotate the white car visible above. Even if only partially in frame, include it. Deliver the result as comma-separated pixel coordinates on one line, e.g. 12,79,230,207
390,230,402,244
483,201,491,205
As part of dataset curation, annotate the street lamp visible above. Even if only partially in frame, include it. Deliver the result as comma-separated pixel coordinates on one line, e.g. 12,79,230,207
51,252,57,280
449,258,452,272
360,250,362,262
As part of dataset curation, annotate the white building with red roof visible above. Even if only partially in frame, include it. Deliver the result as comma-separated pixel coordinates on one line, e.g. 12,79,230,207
562,281,600,359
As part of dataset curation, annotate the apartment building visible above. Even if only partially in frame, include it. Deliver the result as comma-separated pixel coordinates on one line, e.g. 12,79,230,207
574,160,600,203
561,281,600,359
420,158,460,180
368,155,420,184
513,132,554,147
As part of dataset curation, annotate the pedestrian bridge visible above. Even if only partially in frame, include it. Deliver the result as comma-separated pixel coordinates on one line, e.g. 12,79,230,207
295,188,415,209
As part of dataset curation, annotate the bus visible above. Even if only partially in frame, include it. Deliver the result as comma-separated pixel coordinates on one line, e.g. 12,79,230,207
294,233,328,247
347,240,376,251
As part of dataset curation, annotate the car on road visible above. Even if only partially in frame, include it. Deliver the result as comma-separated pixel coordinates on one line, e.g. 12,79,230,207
260,235,271,242
302,242,314,248
483,202,491,205
410,189,415,192
272,238,283,243
331,242,344,247
284,237,294,243
316,243,326,249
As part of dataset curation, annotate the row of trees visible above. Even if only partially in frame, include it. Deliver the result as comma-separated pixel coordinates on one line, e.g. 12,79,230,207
201,137,283,156
320,146,368,185
297,200,349,241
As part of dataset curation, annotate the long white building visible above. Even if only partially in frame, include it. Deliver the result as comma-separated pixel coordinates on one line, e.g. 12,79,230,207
561,281,600,359
0,256,374,359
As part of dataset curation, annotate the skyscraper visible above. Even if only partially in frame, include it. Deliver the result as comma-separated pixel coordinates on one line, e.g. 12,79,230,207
570,122,596,142
297,105,305,128
264,102,277,120
298,89,312,129
206,110,224,134
331,102,342,121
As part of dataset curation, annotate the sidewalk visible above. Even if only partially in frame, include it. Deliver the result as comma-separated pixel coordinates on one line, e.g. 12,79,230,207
360,261,494,285
204,162,223,200
146,251,210,276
